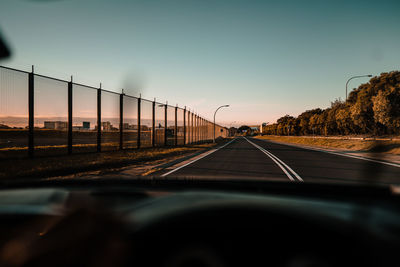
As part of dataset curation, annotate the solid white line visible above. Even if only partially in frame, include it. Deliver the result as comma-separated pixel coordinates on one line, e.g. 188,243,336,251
244,137,298,181
259,139,400,169
161,138,237,177
252,139,303,181
261,148,304,182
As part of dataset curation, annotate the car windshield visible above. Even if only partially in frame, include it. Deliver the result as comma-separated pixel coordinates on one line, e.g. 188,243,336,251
1,0,400,186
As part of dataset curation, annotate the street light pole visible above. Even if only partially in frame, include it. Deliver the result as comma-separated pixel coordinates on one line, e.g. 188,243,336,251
345,74,373,101
213,105,229,143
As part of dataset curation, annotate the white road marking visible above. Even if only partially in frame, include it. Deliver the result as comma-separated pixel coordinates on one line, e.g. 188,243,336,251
161,138,237,177
261,149,304,182
259,139,400,169
244,137,303,182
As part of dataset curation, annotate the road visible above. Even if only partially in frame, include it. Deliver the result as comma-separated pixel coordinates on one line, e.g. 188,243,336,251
155,137,400,184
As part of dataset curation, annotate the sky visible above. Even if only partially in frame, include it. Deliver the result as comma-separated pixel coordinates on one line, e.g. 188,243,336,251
0,0,399,127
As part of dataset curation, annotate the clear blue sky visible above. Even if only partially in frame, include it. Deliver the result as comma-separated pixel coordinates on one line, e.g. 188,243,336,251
1,0,399,126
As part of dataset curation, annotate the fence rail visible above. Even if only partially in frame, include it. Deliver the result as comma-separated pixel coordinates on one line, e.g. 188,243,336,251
0,65,228,158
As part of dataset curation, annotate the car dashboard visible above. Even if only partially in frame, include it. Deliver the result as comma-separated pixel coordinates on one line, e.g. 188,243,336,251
0,179,399,267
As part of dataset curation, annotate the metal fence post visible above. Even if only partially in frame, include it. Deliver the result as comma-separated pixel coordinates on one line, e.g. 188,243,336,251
119,91,124,150
97,84,102,152
175,105,178,146
205,120,207,141
68,76,73,154
188,111,191,144
199,117,201,142
206,120,208,141
152,99,155,147
207,121,210,140
202,118,204,142
199,117,202,142
190,112,195,144
204,119,206,141
137,97,141,149
200,117,202,142
187,110,190,144
192,112,194,143
199,116,201,142
28,65,34,157
193,114,196,143
199,117,203,142
201,118,204,142
164,103,167,146
201,118,203,142
183,107,186,145
195,115,198,143
206,120,210,141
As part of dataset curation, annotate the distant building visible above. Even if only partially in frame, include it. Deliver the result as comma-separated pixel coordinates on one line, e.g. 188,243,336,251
250,127,259,132
228,127,237,137
122,123,138,130
245,125,260,135
123,123,130,130
82,121,90,130
44,121,67,130
260,122,268,134
141,125,149,131
0,124,10,129
248,125,260,133
102,121,112,131
177,126,185,136
73,122,91,131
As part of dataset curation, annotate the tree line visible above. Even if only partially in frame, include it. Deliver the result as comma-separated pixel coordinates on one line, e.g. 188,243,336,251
263,71,400,136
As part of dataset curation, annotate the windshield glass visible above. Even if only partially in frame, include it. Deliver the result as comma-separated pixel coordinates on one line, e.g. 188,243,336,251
1,0,400,185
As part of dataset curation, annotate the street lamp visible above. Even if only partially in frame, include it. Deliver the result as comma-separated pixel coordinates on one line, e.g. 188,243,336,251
213,105,229,143
345,74,373,101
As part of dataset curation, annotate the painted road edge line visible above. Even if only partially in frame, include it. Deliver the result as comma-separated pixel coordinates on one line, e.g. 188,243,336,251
258,138,400,169
262,148,304,182
161,138,237,177
244,137,301,181
250,139,304,182
244,137,295,181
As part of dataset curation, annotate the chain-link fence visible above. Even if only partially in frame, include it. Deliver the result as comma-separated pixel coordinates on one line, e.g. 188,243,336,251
0,65,229,159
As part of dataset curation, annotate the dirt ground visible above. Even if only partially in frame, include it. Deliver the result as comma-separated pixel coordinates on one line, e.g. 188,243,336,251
0,143,217,180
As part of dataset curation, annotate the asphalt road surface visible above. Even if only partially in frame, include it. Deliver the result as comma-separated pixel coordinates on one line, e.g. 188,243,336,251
155,137,400,184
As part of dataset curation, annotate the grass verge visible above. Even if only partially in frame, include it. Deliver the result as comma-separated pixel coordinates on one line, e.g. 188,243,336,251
0,143,216,180
256,135,400,155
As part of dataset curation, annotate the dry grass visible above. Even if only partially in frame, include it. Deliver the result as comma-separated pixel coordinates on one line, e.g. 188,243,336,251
0,143,215,179
0,141,140,151
256,135,400,155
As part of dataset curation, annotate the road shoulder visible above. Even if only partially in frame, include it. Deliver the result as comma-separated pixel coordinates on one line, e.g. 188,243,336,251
256,137,400,166
0,144,217,181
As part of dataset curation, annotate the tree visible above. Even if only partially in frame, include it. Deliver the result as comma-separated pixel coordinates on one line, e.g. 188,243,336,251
265,71,400,136
297,108,322,135
350,89,375,134
276,115,295,135
335,107,354,135
372,87,400,134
